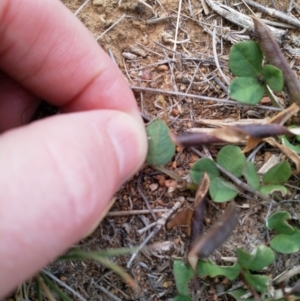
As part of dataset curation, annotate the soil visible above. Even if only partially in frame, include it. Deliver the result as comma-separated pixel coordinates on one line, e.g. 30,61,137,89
16,0,300,300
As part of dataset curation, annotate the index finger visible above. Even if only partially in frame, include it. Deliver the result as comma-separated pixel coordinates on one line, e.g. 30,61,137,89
0,0,140,120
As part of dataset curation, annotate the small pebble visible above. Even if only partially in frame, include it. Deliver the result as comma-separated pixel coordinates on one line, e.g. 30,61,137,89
157,64,169,71
142,69,152,80
122,52,137,60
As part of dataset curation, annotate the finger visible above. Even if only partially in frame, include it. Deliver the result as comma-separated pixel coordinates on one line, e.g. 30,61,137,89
0,111,147,297
0,0,140,120
0,73,40,131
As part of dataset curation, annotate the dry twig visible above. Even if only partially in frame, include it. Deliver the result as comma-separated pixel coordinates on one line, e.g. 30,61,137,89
127,197,185,268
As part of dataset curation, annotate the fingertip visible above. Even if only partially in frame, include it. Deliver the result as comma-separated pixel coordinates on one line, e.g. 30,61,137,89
0,110,147,297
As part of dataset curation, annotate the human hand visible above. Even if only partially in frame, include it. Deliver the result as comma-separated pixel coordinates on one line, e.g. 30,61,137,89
0,0,147,297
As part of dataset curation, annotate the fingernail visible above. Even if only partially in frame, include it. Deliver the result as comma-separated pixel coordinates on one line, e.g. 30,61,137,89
107,113,147,182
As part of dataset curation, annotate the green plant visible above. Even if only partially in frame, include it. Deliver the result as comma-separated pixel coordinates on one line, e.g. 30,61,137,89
189,145,292,202
267,211,300,254
173,246,277,300
229,41,284,105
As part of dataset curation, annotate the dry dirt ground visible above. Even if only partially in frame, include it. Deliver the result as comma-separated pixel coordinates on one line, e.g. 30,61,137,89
11,0,300,300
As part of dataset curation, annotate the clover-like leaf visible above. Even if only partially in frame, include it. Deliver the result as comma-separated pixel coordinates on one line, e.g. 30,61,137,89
262,161,291,185
267,211,295,235
244,270,269,293
173,260,194,296
229,41,263,77
197,261,241,280
229,77,265,105
280,136,300,154
209,177,238,202
270,229,300,254
217,145,246,177
236,246,275,271
259,184,288,196
146,119,175,166
242,161,260,190
262,64,284,92
190,158,219,184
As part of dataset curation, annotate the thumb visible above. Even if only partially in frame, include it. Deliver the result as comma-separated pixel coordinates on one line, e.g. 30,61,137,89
0,110,147,297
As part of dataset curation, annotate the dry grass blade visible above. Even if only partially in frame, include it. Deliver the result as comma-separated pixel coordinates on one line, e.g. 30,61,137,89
268,103,300,125
264,137,300,173
131,85,283,111
42,269,87,301
188,202,239,271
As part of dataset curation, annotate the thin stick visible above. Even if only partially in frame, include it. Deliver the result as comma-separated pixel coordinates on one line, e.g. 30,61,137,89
173,0,183,52
92,281,123,301
244,0,300,28
129,59,176,71
108,48,117,65
137,222,157,235
127,197,185,268
106,209,169,217
74,0,91,16
96,14,126,41
146,15,175,25
138,0,154,12
42,269,88,301
185,61,201,94
123,59,134,85
130,86,283,111
138,173,157,221
212,24,230,86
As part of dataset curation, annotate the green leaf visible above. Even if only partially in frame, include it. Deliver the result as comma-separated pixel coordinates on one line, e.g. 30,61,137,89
173,296,192,301
236,246,275,271
267,211,295,234
262,161,291,184
228,288,255,301
259,184,288,196
229,41,263,77
197,261,241,280
190,158,219,184
209,177,238,202
242,161,260,190
146,119,175,166
244,270,269,293
173,260,194,296
280,136,300,154
270,229,300,254
217,145,246,177
262,64,284,92
229,77,265,105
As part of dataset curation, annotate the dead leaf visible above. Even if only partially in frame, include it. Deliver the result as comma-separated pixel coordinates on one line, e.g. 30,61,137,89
167,207,194,235
190,173,210,247
188,202,239,271
264,137,300,173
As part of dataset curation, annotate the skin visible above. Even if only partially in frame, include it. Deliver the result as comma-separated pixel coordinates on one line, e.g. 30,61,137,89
0,0,148,297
